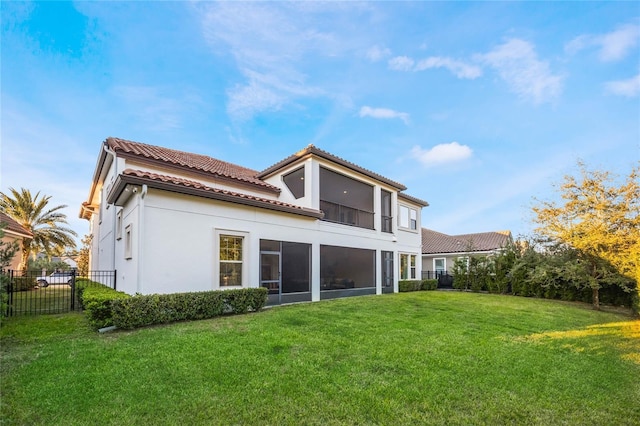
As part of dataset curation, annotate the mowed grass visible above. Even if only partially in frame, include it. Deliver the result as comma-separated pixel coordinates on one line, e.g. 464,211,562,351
7,285,75,315
1,292,639,425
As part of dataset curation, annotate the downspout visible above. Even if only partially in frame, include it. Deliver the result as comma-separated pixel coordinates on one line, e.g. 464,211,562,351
103,143,118,271
137,184,148,294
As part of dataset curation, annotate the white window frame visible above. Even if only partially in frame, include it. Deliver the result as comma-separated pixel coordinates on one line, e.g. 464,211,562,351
410,254,416,279
214,229,249,289
457,256,470,271
400,253,418,280
398,205,418,231
434,258,446,273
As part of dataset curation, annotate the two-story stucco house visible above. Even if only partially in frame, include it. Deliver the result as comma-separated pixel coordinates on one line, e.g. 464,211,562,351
80,138,428,304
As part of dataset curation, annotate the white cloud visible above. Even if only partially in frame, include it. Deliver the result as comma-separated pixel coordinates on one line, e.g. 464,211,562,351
477,38,563,104
410,142,472,167
604,73,640,97
388,55,481,79
195,2,371,121
566,23,640,62
359,106,409,124
366,45,391,62
414,57,482,79
388,55,415,71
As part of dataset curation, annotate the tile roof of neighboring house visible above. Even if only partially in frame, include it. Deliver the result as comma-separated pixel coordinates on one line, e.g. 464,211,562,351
106,137,280,193
257,144,408,191
108,169,325,220
0,212,33,238
422,228,511,254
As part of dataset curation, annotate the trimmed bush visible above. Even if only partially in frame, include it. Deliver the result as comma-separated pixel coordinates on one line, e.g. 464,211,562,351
0,273,8,319
421,279,438,291
399,279,438,292
398,280,422,292
81,285,131,329
11,276,37,292
111,287,269,330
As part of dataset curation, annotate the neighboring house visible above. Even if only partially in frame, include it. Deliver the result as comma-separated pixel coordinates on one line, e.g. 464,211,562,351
0,212,33,270
80,138,428,304
421,228,512,279
52,256,78,269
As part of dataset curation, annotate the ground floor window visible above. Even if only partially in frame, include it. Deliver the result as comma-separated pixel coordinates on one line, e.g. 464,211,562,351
321,245,375,290
434,258,446,274
219,234,243,287
400,254,417,279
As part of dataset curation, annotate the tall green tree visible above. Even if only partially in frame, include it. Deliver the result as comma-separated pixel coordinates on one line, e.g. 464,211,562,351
532,162,639,310
0,188,77,270
76,234,92,276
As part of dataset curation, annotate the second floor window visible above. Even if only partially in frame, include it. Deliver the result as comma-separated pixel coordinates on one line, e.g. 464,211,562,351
399,205,417,230
381,189,392,233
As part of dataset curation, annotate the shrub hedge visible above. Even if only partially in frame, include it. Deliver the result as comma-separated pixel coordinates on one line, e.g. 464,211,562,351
11,276,37,292
399,279,438,292
79,284,131,329
110,287,268,330
421,279,438,291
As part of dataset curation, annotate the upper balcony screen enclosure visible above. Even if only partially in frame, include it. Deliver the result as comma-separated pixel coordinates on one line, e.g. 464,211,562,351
320,167,374,229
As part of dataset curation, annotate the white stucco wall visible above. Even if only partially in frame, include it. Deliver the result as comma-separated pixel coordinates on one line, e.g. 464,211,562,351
112,188,423,297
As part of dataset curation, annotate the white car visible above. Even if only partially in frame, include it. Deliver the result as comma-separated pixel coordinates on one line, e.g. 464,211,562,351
36,271,75,287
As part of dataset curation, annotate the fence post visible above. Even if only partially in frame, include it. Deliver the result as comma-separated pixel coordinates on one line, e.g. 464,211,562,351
113,270,117,290
70,269,76,311
6,270,13,317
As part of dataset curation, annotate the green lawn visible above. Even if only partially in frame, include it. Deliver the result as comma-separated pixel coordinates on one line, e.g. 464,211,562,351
1,292,638,425
6,285,75,316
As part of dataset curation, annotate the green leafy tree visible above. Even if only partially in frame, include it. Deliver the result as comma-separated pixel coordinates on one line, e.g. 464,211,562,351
77,234,92,276
0,188,77,271
532,162,639,310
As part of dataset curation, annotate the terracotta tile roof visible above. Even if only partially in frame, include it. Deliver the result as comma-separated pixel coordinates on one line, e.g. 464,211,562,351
422,228,511,254
0,212,33,238
106,137,280,193
257,144,408,191
108,169,324,220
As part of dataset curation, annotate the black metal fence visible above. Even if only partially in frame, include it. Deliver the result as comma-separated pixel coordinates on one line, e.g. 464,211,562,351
422,270,454,288
1,269,116,317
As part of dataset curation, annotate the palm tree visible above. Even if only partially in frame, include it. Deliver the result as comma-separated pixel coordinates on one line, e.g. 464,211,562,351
0,188,77,270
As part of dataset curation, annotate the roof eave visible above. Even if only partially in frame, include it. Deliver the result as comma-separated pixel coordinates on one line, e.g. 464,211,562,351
107,173,324,220
398,192,429,207
258,145,408,191
79,140,113,219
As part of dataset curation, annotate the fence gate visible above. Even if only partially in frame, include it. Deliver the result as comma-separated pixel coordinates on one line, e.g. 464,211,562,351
1,270,116,317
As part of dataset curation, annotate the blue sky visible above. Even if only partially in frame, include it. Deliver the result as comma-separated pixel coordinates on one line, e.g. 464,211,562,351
2,1,639,245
